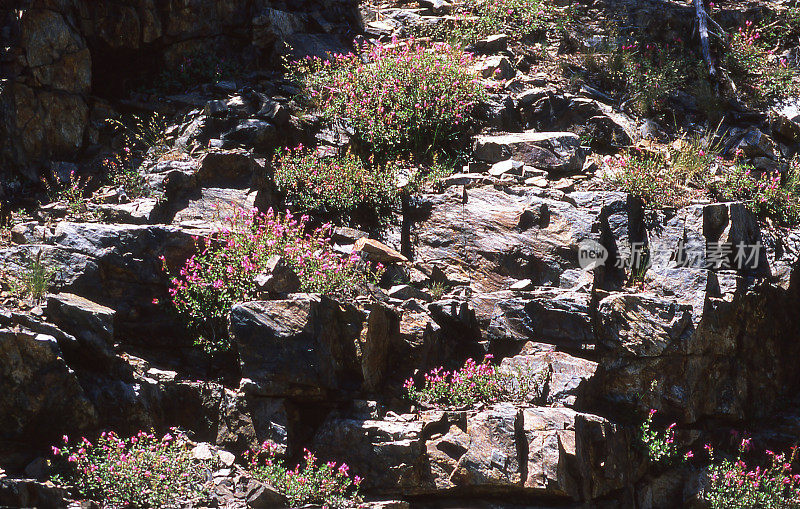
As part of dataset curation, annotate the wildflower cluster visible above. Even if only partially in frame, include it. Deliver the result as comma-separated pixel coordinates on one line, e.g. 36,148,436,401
163,206,380,353
273,146,399,217
295,39,485,161
247,444,362,509
50,430,215,509
701,439,800,508
714,160,800,226
414,0,550,46
640,409,683,467
404,354,547,408
725,20,799,103
103,147,150,199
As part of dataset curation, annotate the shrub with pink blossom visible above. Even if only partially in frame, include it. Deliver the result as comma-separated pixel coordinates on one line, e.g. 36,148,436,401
724,20,799,103
273,147,399,217
163,207,381,353
294,39,485,160
404,355,547,408
246,444,362,509
701,440,800,508
50,430,215,508
714,161,800,226
640,409,683,467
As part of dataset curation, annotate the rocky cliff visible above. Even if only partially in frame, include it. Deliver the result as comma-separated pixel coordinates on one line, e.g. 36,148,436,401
2,0,800,508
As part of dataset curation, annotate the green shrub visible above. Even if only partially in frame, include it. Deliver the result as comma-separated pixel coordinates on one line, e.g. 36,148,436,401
108,113,170,155
607,41,689,116
414,0,550,46
273,147,399,217
12,250,57,302
247,445,362,509
51,430,215,509
294,40,485,161
163,207,381,353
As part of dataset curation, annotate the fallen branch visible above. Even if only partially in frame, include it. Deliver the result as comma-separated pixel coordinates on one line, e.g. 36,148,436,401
695,0,717,78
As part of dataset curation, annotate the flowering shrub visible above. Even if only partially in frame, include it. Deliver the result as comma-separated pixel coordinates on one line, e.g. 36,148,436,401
404,355,548,408
414,0,550,45
295,39,485,160
51,430,214,508
701,439,800,508
725,21,799,103
607,41,688,115
640,409,683,467
247,444,362,509
273,147,399,217
163,207,379,353
103,147,151,199
714,162,800,226
605,150,701,209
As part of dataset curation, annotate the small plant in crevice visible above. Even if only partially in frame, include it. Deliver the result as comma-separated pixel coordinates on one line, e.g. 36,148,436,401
294,39,486,162
404,355,548,408
11,250,57,302
162,206,382,354
640,409,683,467
108,113,170,156
246,444,362,509
42,169,91,216
701,439,800,508
50,430,216,509
103,147,151,200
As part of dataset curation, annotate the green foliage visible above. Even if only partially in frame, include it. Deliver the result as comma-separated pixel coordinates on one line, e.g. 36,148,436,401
639,410,683,467
404,355,548,408
607,41,689,116
51,430,215,509
12,250,56,302
273,147,399,217
413,0,550,46
108,113,169,154
294,40,486,162
605,149,700,209
724,21,799,103
247,445,362,509
163,207,381,353
701,440,800,509
141,52,238,95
